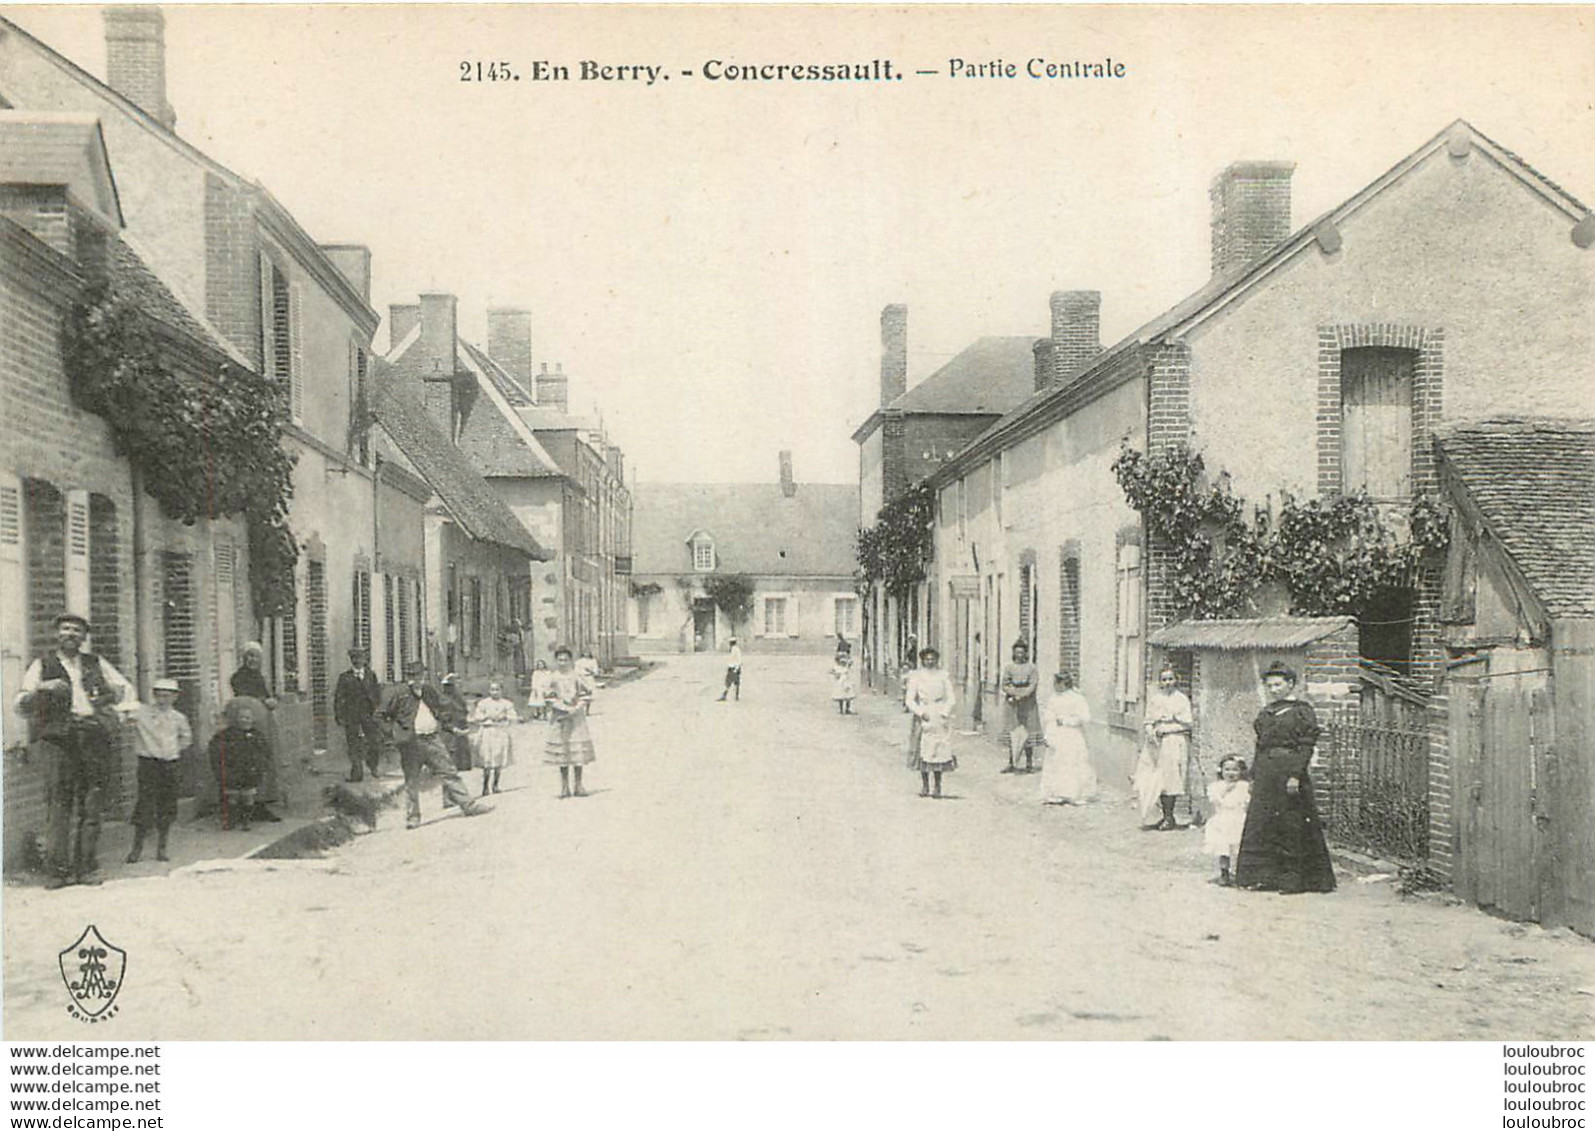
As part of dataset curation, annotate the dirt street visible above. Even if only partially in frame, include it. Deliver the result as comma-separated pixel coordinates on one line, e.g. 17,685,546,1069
5,654,1593,1040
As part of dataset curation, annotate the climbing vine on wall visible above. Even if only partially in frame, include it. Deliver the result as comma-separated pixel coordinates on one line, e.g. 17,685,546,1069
64,283,301,616
703,573,755,629
1112,443,1449,620
855,480,936,600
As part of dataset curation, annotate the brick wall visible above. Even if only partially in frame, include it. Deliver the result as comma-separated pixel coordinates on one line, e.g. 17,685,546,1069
203,173,259,365
880,411,907,504
1050,290,1102,384
1315,323,1444,496
1210,161,1294,276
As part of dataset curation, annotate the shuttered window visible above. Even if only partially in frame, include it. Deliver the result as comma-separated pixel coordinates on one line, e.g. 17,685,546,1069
1342,347,1414,500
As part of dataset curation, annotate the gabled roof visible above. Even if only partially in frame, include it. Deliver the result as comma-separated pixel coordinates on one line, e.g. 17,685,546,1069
1436,418,1595,619
930,119,1594,486
111,235,250,368
368,360,548,559
853,335,1038,442
631,483,857,577
0,111,122,226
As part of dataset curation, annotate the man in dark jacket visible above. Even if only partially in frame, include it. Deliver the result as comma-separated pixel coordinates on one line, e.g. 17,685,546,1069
381,661,483,830
333,648,382,782
14,612,134,888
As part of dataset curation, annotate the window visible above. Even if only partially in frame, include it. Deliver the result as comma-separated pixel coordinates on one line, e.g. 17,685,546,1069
636,593,651,636
383,574,396,682
1058,549,1081,678
834,595,857,637
1114,542,1142,707
1341,346,1415,500
692,535,715,572
763,596,789,636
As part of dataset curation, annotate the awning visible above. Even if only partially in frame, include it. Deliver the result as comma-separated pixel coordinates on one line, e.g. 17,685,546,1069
1147,616,1354,651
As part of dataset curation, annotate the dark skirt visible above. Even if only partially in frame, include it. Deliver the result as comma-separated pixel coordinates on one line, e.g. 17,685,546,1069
1234,748,1336,893
131,758,181,830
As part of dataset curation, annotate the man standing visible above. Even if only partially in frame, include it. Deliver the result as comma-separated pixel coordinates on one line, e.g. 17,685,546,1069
15,613,135,888
333,648,382,782
382,661,484,830
125,677,192,863
717,637,743,702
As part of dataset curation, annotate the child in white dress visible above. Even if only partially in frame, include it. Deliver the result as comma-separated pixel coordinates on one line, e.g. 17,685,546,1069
1204,756,1251,886
469,679,519,796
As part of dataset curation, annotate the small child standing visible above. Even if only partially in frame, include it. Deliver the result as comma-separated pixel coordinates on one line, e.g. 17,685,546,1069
125,677,192,863
830,648,857,714
470,679,519,796
527,660,552,721
1204,756,1252,886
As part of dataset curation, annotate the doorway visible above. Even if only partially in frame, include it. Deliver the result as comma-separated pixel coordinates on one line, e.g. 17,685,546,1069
692,597,716,652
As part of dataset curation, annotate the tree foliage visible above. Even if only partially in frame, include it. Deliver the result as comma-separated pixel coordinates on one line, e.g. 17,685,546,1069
855,481,936,599
703,573,755,627
64,283,300,616
1112,443,1449,620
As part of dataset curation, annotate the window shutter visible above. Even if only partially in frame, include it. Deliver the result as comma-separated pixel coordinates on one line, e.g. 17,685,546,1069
65,490,90,617
289,283,305,424
259,252,276,376
0,474,26,752
214,541,237,700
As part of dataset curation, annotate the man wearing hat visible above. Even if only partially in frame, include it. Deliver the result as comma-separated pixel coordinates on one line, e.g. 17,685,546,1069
14,612,135,887
124,677,192,863
381,661,483,829
333,647,383,782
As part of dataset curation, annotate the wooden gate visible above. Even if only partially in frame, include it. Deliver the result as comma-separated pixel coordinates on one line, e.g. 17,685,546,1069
1452,666,1552,921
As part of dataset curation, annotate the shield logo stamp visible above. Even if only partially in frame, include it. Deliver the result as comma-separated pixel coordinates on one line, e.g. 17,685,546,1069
58,925,125,1022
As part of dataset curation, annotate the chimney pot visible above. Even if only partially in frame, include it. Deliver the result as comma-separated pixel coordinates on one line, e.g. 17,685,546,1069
880,303,907,407
1049,290,1102,386
1210,160,1295,277
103,6,176,130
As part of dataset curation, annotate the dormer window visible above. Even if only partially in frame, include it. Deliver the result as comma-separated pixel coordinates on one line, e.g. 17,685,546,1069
690,532,716,572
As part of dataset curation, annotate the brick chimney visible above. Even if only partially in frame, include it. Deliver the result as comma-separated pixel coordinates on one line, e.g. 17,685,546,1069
1032,338,1056,392
1050,290,1101,385
388,303,420,350
779,450,796,498
103,7,176,130
880,303,907,407
1210,161,1294,276
319,244,371,303
487,307,533,389
536,362,568,413
417,293,460,437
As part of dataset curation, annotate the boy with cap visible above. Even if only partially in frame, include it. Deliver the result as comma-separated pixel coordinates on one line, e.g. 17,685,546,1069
15,612,135,888
382,661,484,829
125,677,192,863
334,647,383,782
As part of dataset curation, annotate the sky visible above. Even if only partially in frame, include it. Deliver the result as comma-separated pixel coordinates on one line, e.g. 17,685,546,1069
10,4,1595,486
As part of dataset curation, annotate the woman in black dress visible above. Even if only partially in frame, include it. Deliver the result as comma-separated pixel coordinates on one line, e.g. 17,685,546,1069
1234,661,1336,894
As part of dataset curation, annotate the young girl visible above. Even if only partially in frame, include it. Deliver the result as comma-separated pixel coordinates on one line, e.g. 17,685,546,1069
469,679,519,796
543,646,596,798
1205,756,1252,886
1039,671,1098,805
905,647,957,798
527,659,552,721
830,648,857,714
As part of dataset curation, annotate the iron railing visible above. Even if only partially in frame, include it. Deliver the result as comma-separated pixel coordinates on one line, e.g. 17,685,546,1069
1320,717,1431,862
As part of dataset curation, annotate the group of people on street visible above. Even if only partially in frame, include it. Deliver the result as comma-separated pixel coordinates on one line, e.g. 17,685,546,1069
15,608,607,888
890,636,1336,895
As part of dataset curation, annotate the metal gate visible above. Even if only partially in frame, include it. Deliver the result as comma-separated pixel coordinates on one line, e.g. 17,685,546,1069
1321,710,1430,862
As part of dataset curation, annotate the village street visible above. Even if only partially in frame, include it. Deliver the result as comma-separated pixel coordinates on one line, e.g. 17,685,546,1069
4,654,1593,1041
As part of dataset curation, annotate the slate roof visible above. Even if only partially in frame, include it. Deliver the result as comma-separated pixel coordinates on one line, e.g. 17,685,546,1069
631,483,857,577
930,119,1593,485
1436,419,1595,619
369,362,548,558
853,335,1038,442
1147,617,1355,650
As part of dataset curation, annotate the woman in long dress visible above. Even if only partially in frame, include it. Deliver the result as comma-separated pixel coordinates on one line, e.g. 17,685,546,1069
1135,666,1193,830
543,646,597,799
1039,671,1098,805
469,678,519,796
1000,641,1041,773
905,647,957,799
1234,661,1336,893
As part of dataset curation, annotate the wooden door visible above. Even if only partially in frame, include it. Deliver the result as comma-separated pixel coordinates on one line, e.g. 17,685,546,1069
1456,673,1543,921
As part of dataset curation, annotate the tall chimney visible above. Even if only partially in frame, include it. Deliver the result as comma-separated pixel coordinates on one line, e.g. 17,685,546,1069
319,244,371,303
779,450,796,498
1032,339,1057,392
388,303,421,351
1050,290,1101,385
880,303,907,407
487,307,533,389
103,7,176,130
1210,161,1295,276
536,361,568,413
418,293,458,374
